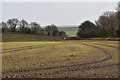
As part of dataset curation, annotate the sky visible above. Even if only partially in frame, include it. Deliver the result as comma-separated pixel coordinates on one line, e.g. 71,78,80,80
1,0,120,2
1,0,119,27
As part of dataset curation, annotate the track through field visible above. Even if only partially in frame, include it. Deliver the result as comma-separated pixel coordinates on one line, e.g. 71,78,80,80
93,43,120,49
1,44,56,53
2,42,119,78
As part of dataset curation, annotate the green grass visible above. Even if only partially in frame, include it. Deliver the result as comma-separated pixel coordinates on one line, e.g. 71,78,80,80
64,31,77,36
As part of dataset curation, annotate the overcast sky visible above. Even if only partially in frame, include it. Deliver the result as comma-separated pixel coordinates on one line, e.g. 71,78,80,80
1,1,119,26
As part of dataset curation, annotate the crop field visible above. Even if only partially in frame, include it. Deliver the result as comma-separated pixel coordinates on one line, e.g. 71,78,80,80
2,36,120,78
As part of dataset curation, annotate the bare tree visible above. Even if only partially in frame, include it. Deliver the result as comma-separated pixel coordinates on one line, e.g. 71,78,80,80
0,22,8,33
30,22,43,35
116,1,120,37
7,18,19,32
45,24,59,36
96,11,118,37
17,20,29,33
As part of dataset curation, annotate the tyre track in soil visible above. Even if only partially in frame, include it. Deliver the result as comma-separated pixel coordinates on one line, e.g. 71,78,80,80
3,63,119,78
93,43,120,49
2,46,34,50
3,43,116,78
68,42,119,61
1,44,57,54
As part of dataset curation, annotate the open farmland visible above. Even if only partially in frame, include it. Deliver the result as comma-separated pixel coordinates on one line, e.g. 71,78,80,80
2,33,64,42
64,31,77,36
58,27,78,36
1,33,119,78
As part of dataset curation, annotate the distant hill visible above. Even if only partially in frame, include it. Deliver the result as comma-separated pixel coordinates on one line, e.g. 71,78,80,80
58,27,79,31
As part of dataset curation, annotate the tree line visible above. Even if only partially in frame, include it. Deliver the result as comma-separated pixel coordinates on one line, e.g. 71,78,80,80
1,2,119,39
77,2,120,38
0,19,66,37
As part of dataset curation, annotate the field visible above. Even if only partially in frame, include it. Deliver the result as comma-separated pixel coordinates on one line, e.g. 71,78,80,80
2,33,64,42
64,31,77,36
1,33,120,78
58,27,78,36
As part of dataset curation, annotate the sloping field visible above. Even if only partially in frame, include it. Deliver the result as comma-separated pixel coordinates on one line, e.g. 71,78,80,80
64,31,77,36
2,33,63,42
2,38,119,78
58,27,78,36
